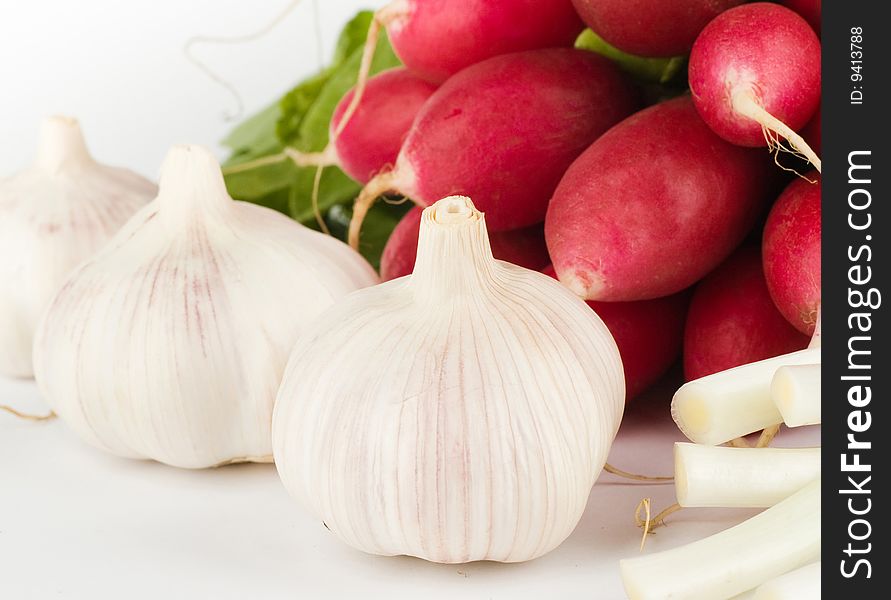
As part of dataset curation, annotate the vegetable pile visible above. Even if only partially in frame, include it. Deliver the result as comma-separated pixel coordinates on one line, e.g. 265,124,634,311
1,0,823,596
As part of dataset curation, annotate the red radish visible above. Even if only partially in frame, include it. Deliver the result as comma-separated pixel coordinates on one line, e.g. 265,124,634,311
801,103,821,154
781,0,821,33
684,245,809,381
329,68,437,184
570,0,744,57
688,3,822,171
348,48,638,248
381,207,549,281
224,68,436,185
545,96,770,302
544,266,688,400
762,173,821,335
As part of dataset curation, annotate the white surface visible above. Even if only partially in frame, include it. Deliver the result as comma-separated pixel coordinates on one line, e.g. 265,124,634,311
0,0,387,179
0,376,818,599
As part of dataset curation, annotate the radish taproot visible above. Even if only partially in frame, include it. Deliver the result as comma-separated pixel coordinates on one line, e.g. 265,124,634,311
684,246,809,381
688,3,822,171
570,0,743,57
545,96,770,302
544,266,688,400
348,48,638,248
762,174,821,336
224,68,437,185
381,207,549,281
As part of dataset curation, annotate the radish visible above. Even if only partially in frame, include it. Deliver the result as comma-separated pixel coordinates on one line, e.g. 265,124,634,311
684,246,809,381
381,207,549,281
353,0,583,85
348,48,638,248
688,3,822,171
545,96,770,302
544,267,688,400
224,68,437,185
570,0,744,57
328,68,437,184
762,174,821,335
781,0,821,33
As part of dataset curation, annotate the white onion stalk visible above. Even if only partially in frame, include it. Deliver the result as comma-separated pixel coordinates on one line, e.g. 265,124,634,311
620,479,820,600
671,348,821,445
674,443,820,508
752,561,821,600
771,364,821,427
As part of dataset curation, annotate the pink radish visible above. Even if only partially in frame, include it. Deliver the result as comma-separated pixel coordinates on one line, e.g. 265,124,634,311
544,266,688,400
224,68,436,185
545,96,770,302
684,245,809,381
781,0,821,33
762,173,821,335
381,207,549,281
355,0,583,85
688,3,822,171
570,0,744,57
328,68,437,184
348,48,638,248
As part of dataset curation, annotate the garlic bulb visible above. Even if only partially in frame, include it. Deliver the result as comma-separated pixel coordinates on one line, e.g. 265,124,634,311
33,145,378,468
273,196,624,563
0,116,155,377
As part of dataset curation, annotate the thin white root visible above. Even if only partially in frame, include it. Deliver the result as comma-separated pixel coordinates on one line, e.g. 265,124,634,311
184,0,305,121
0,405,56,422
221,146,338,176
671,347,820,446
732,92,821,173
348,171,399,249
620,479,820,600
604,462,674,483
634,499,683,550
674,443,820,508
771,364,821,427
752,561,821,600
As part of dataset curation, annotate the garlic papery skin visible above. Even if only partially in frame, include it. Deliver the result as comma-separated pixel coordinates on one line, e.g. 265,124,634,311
273,195,625,563
0,116,156,378
33,145,378,468
674,443,820,508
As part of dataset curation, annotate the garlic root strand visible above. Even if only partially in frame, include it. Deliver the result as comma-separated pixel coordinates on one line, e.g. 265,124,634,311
0,405,56,422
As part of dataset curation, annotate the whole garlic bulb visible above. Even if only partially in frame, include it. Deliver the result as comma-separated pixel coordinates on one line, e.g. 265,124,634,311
273,196,625,563
0,116,156,377
34,145,378,468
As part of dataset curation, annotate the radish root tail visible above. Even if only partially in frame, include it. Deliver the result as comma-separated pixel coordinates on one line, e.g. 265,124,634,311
348,171,399,250
732,92,821,173
1,405,56,422
635,499,683,549
604,462,674,483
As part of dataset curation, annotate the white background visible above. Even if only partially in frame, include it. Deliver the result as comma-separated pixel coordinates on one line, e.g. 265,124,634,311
0,0,387,179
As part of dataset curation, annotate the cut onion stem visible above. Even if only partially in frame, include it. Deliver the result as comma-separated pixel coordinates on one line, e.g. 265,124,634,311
674,443,820,508
671,348,821,445
620,479,820,600
771,364,821,427
752,561,821,600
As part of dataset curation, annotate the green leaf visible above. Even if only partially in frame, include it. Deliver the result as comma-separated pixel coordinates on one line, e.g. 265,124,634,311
288,167,361,225
331,11,376,65
325,201,411,270
575,29,686,84
276,71,332,148
221,102,281,161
